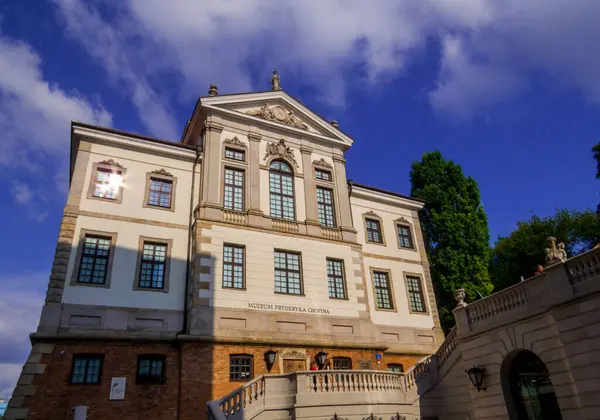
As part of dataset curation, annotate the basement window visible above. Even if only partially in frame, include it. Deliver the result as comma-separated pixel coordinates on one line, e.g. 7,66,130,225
230,354,253,381
137,354,166,384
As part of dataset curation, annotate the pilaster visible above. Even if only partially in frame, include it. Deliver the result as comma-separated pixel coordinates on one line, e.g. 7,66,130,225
332,155,355,237
200,120,223,207
300,146,318,226
248,132,262,215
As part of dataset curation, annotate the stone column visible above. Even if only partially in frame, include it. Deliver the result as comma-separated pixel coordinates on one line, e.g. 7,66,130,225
332,154,357,242
247,132,263,226
199,120,223,220
300,146,319,231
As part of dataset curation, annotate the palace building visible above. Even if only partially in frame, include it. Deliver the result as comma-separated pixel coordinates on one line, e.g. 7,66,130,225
6,77,443,419
8,74,600,420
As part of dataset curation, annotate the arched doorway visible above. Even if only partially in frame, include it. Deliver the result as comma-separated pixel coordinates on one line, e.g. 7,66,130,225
502,350,562,420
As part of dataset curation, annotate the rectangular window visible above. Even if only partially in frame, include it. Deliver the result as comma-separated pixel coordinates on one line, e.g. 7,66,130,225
147,178,173,208
71,355,103,384
137,355,166,384
224,168,244,212
225,148,245,162
387,363,404,373
230,355,253,381
373,271,393,309
92,168,121,200
274,251,302,295
223,245,244,289
406,276,426,313
397,225,414,249
366,219,383,243
138,242,168,289
316,187,336,227
327,259,346,299
315,168,332,181
333,357,352,370
77,235,111,284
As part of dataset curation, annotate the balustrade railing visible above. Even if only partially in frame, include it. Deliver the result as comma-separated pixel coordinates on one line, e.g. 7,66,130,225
272,219,299,233
321,227,342,241
566,248,600,284
435,327,457,370
223,210,248,225
210,376,265,419
306,371,403,393
466,283,529,325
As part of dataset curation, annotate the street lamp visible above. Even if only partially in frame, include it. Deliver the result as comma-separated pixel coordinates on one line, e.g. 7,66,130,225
264,349,277,372
316,351,328,369
465,366,486,391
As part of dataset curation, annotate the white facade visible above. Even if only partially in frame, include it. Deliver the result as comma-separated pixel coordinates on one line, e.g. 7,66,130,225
37,88,442,354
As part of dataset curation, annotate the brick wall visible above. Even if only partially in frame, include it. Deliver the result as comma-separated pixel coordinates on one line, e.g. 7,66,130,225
23,342,180,420
19,341,428,420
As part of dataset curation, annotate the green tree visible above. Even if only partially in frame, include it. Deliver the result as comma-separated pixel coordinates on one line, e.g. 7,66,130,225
410,151,493,331
490,209,600,291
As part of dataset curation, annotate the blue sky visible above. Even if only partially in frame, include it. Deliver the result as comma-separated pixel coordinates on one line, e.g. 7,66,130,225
0,0,599,397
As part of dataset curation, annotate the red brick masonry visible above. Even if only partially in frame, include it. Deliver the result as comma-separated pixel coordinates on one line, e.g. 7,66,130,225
22,341,425,420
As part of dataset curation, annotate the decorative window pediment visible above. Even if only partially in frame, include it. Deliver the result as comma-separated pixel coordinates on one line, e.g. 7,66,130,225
151,169,173,177
312,158,333,168
99,159,123,168
264,139,298,168
223,136,247,149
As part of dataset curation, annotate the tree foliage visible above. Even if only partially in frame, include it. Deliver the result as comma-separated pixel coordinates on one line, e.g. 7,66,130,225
490,209,600,291
410,151,493,331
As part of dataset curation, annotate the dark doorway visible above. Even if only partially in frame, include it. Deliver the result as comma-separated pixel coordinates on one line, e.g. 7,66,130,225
505,350,562,420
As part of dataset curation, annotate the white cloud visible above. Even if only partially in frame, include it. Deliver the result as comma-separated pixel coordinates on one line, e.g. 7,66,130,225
0,272,46,399
0,34,112,203
49,0,600,121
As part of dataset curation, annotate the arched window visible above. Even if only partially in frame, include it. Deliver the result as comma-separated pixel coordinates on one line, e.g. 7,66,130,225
269,160,295,220
502,350,562,420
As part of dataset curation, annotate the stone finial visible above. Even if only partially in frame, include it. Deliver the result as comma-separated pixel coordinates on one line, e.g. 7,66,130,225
331,120,339,128
270,70,281,91
208,84,218,96
454,288,467,308
544,236,567,266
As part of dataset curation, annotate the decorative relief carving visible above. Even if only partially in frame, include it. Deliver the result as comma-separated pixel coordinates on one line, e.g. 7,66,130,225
362,414,382,420
281,348,306,358
223,136,247,148
99,159,123,168
394,217,411,225
150,169,173,177
312,158,332,168
364,211,380,219
264,139,298,167
390,414,406,420
330,414,348,420
245,104,309,131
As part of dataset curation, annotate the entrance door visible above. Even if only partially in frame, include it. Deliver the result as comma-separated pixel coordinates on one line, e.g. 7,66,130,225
283,359,306,373
504,350,562,420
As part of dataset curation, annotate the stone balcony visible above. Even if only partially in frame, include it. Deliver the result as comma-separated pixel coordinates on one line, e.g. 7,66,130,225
208,370,417,420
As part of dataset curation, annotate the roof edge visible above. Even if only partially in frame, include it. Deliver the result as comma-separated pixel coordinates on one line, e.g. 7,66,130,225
348,180,425,205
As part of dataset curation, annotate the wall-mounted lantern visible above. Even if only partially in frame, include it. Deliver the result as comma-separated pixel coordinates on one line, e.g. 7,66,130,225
465,366,486,391
264,349,277,372
316,351,328,369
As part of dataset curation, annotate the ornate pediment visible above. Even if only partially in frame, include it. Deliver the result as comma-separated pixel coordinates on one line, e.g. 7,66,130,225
364,211,381,219
264,139,298,167
245,104,309,131
223,136,247,149
394,217,411,225
151,169,173,177
99,159,123,168
312,158,332,168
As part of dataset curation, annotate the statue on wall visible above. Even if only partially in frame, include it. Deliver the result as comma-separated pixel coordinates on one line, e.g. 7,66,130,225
544,236,567,266
270,70,281,91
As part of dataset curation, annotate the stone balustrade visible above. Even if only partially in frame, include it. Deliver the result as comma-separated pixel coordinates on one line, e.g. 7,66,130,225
321,226,342,241
223,210,249,225
435,327,457,370
208,370,409,420
466,283,529,325
566,248,600,284
272,218,299,233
